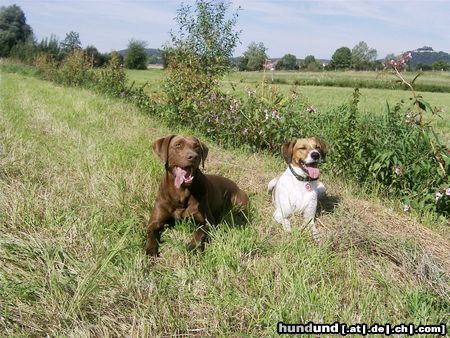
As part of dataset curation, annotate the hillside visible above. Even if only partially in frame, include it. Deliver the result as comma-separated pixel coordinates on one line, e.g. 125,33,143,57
408,47,450,67
1,71,449,336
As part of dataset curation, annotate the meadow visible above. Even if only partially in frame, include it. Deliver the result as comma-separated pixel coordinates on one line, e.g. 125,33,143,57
1,70,449,336
127,69,450,144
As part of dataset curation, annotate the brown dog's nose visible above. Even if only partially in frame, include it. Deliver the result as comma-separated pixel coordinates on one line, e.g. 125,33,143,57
186,151,198,161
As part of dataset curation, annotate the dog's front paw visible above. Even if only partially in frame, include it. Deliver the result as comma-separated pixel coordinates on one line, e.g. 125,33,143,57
145,245,159,257
145,239,159,257
186,238,205,252
283,224,292,233
311,227,321,243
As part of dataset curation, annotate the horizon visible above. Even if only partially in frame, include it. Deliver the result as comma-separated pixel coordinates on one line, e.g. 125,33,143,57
3,0,450,59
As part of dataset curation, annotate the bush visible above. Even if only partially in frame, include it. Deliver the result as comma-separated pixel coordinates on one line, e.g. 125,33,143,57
34,52,59,81
58,49,95,86
9,41,36,64
124,39,148,70
96,51,126,96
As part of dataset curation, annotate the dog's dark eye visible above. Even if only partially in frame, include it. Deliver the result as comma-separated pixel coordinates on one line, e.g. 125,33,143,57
316,145,321,149
298,146,306,150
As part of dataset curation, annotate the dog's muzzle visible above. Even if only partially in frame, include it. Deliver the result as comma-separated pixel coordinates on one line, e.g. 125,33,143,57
310,151,321,161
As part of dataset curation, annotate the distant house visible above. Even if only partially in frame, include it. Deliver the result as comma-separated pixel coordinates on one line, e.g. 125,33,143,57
263,59,274,71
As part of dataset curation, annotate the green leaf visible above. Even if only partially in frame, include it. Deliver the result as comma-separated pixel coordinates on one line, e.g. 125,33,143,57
411,72,423,85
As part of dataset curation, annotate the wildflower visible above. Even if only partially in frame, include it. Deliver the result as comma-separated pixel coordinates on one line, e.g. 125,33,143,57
119,91,125,97
272,109,280,120
264,109,269,121
445,187,450,196
394,165,402,175
403,204,411,212
435,192,443,202
243,128,248,135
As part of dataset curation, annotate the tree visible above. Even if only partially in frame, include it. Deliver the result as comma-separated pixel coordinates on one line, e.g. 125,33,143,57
351,41,377,70
384,53,395,62
85,45,108,67
415,63,431,71
275,53,298,70
165,0,240,76
37,35,60,59
300,55,323,71
60,31,81,56
241,42,267,71
163,0,241,112
124,39,148,69
431,61,450,71
329,47,351,70
0,4,33,57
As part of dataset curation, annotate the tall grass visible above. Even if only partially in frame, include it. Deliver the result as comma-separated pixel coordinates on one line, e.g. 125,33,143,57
0,74,448,336
1,71,449,336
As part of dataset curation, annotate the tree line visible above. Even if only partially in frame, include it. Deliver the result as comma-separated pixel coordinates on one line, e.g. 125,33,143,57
0,4,150,69
1,4,449,72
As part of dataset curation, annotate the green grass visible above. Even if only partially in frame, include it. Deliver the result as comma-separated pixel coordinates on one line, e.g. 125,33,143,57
127,69,450,144
225,70,450,92
1,72,449,335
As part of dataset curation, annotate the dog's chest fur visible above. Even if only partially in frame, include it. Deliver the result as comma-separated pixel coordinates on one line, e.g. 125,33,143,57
272,168,319,211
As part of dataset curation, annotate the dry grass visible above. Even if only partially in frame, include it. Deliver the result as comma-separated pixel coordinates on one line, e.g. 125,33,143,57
1,72,449,336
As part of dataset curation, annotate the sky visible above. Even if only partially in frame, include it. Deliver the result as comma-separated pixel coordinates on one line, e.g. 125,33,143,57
3,0,450,59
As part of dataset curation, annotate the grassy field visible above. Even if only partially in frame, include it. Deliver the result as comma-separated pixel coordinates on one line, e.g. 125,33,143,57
1,72,449,335
127,69,450,144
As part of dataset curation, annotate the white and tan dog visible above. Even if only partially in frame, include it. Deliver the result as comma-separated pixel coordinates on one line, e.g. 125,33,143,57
268,137,327,239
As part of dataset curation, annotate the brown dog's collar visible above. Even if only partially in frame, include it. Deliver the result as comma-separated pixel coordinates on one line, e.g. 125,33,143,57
288,164,318,182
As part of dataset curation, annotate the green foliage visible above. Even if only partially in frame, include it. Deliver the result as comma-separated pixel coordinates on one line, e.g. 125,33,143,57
240,42,267,71
124,39,148,70
9,40,36,64
351,41,377,70
163,0,240,119
168,0,240,76
59,31,81,57
431,61,450,71
97,51,127,96
408,48,450,69
36,35,61,60
58,49,95,87
34,52,59,81
85,45,108,67
329,46,352,70
300,55,323,71
275,54,298,70
0,4,33,57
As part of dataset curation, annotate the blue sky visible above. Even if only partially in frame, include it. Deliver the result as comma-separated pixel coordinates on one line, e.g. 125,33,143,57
3,0,450,59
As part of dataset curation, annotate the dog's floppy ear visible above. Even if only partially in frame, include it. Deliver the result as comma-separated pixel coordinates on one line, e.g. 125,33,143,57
152,134,176,163
282,139,297,164
313,137,327,156
196,137,209,168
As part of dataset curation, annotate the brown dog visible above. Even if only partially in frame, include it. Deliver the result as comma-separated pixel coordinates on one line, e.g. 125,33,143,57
146,135,249,256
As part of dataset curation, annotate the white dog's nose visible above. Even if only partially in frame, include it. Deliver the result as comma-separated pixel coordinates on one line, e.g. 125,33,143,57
311,151,320,161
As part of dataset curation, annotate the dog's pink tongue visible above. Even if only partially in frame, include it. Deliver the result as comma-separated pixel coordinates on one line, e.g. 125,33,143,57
304,165,320,179
174,167,187,188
